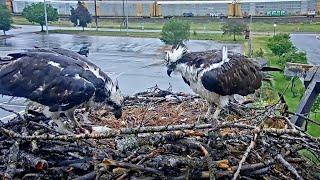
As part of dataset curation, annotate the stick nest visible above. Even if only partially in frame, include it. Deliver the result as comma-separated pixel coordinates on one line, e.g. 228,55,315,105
0,87,319,180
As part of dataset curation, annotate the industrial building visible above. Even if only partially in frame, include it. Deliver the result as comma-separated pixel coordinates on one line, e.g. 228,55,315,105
5,0,320,17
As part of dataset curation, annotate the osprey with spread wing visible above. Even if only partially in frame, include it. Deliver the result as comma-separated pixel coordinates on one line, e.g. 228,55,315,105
0,48,124,133
165,44,281,121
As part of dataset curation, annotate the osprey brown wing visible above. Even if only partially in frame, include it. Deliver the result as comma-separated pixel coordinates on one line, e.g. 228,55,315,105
201,53,263,96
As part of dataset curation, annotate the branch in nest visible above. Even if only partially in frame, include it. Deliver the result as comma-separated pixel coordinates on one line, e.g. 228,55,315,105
275,154,303,180
0,124,213,141
102,159,164,177
232,129,259,180
208,122,256,133
20,151,48,171
260,128,319,144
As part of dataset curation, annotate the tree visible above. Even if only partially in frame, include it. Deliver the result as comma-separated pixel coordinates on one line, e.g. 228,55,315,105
222,21,247,41
278,51,307,68
0,5,12,35
70,1,92,31
22,3,58,32
160,19,190,45
267,34,294,56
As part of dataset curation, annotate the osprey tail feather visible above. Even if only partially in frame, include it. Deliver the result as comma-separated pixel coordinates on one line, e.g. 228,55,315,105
261,66,283,72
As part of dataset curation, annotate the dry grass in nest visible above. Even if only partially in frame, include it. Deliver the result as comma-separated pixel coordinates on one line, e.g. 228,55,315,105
91,98,207,129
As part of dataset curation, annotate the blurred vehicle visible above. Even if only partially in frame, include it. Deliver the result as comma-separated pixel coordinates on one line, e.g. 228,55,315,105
183,12,194,17
307,10,316,18
208,12,225,18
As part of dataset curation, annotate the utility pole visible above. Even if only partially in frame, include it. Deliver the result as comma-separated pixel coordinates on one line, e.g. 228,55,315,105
248,14,253,57
94,0,98,30
44,0,48,35
126,0,128,34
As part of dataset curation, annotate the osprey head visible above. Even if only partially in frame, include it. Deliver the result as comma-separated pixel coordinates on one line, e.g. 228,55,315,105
165,43,188,77
105,80,124,119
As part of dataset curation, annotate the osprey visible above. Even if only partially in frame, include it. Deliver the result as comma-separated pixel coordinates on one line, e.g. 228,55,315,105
0,48,124,132
165,44,281,121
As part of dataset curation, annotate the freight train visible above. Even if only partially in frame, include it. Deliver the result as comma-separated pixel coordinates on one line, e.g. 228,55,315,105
7,0,320,18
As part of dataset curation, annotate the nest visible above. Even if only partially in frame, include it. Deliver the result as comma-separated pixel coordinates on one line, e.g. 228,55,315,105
0,88,319,179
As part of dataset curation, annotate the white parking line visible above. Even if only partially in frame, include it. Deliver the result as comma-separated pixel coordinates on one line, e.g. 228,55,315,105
0,110,24,122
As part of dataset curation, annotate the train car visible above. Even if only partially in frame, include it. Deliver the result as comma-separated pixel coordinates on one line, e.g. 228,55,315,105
10,0,320,17
157,0,318,17
11,0,157,17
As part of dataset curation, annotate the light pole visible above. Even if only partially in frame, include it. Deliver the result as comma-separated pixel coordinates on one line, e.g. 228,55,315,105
94,0,98,30
126,0,128,34
248,14,253,57
273,23,277,36
44,0,48,35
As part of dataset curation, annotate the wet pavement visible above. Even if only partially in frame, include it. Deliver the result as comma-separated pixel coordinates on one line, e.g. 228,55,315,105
291,33,320,65
1,26,320,120
0,30,241,120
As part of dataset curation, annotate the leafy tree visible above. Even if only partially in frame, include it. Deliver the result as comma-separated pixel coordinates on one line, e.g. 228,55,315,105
222,21,247,41
22,2,58,32
0,5,12,35
160,19,190,45
70,1,92,31
278,51,307,68
267,34,294,56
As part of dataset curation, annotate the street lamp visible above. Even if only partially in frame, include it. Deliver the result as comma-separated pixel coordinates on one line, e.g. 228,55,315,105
273,23,277,36
94,0,98,30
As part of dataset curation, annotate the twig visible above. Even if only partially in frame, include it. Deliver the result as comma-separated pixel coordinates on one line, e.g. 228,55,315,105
275,154,303,180
232,129,259,180
208,122,256,133
0,123,213,141
286,111,320,127
102,159,164,177
198,144,216,180
260,128,319,143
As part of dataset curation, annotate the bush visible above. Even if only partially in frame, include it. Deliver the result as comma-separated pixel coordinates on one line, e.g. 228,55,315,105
311,97,320,112
193,30,197,36
254,48,264,57
0,5,12,35
70,1,92,31
222,21,247,41
22,2,58,32
160,19,190,45
278,51,307,68
267,34,294,56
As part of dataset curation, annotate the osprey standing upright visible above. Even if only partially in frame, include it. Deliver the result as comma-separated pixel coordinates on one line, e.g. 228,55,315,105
165,44,281,122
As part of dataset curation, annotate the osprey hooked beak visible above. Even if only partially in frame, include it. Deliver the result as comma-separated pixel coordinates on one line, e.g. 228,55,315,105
167,68,173,77
112,107,122,119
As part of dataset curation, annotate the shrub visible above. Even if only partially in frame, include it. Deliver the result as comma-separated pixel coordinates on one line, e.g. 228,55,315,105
267,34,294,56
70,1,92,31
278,51,307,68
160,19,190,45
22,2,58,32
0,5,12,35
